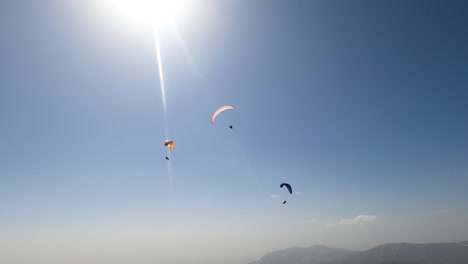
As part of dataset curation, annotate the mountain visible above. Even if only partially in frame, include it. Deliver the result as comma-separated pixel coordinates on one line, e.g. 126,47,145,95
248,245,358,264
335,241,468,264
249,241,468,264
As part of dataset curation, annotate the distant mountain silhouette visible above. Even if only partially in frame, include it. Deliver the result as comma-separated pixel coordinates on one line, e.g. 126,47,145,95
248,245,358,264
249,241,468,264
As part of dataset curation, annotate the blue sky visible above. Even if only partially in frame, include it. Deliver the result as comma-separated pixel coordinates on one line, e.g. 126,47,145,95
0,0,467,263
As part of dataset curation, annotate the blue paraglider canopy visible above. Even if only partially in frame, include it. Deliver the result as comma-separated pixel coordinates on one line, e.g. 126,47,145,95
280,183,292,194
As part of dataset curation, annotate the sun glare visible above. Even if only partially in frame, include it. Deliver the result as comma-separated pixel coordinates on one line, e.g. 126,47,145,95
105,0,190,29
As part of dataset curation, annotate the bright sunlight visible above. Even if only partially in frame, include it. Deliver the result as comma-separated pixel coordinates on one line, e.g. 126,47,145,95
103,0,191,29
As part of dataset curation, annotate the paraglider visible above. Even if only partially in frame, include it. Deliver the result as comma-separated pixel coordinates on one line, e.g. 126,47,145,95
164,140,174,149
280,183,292,205
164,140,173,160
211,104,235,125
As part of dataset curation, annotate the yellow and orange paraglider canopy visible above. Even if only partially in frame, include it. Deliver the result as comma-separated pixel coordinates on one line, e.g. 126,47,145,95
164,140,174,149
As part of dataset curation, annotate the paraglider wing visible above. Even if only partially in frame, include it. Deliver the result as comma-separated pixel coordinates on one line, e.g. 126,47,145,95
280,183,292,194
211,104,235,124
164,140,174,149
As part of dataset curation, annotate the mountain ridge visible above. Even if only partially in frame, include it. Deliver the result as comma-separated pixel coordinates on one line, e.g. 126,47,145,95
249,241,468,264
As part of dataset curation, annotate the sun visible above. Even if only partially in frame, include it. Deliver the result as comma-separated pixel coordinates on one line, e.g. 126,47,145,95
104,0,190,29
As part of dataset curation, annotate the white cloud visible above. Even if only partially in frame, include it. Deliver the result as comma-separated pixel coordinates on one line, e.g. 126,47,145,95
436,209,448,214
295,191,301,195
270,194,278,199
338,215,378,225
